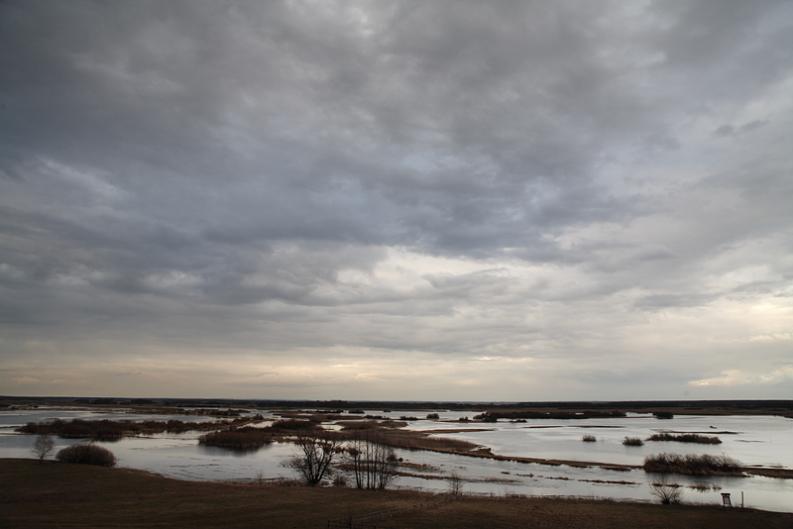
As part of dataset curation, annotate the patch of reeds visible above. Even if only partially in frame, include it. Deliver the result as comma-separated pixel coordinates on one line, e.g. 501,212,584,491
643,453,742,476
582,434,597,442
18,417,259,440
622,437,644,446
475,410,627,421
647,433,721,444
199,428,275,451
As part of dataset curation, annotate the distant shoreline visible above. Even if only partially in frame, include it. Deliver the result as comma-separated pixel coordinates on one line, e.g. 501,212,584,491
3,395,792,418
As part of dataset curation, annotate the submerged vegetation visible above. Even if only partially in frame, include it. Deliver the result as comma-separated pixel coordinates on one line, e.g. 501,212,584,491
199,419,320,451
647,433,721,444
18,417,260,441
644,454,742,476
474,410,627,421
199,428,275,451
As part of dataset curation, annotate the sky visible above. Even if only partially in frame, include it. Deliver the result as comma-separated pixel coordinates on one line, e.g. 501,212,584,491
1,1,792,401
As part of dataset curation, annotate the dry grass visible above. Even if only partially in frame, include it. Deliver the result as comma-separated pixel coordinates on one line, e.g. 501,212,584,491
647,433,721,444
18,417,258,441
644,454,742,476
3,459,791,529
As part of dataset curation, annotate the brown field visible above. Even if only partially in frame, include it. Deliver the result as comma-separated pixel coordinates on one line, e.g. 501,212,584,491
1,459,791,529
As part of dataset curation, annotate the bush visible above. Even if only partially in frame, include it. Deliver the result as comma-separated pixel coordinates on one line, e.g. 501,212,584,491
447,472,463,496
653,412,674,419
623,437,644,446
651,478,682,504
582,435,596,442
32,434,55,462
56,444,116,467
345,434,398,490
643,453,741,476
290,434,340,486
426,413,440,420
647,433,721,444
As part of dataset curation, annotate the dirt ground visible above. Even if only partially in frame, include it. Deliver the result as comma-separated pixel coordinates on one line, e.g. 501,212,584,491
1,459,790,529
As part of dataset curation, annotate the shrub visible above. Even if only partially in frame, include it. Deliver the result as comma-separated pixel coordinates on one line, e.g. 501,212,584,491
582,435,597,442
623,437,644,446
56,444,116,467
643,453,741,476
651,478,682,504
32,434,55,462
289,434,340,486
426,413,440,420
653,412,674,419
345,434,398,490
647,433,721,444
447,472,463,496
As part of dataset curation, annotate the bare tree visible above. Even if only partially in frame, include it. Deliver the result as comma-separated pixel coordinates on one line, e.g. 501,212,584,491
650,478,682,504
345,432,398,490
447,472,463,496
32,434,55,462
289,434,339,486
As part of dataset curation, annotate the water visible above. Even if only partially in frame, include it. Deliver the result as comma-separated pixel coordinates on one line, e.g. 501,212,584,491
2,409,791,512
416,414,793,468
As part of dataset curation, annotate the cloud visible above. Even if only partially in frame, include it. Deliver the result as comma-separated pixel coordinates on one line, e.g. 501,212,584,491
1,0,792,398
690,367,793,388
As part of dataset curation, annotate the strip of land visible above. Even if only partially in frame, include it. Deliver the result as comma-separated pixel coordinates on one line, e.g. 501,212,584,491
3,396,792,418
1,459,790,529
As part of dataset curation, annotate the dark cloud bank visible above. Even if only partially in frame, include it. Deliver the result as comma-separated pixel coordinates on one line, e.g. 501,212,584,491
1,1,792,399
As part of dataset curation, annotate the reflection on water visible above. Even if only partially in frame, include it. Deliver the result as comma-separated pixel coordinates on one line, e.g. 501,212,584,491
1,409,791,513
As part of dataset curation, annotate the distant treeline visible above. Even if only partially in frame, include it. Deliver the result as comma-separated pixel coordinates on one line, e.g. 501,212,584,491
1,396,791,415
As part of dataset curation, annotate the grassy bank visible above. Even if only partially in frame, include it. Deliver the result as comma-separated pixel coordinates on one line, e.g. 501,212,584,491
1,459,790,529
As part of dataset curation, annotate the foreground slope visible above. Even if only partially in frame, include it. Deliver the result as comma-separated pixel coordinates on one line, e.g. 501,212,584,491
1,459,790,529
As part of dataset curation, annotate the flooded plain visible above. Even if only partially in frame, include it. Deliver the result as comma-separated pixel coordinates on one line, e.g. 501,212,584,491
2,408,791,512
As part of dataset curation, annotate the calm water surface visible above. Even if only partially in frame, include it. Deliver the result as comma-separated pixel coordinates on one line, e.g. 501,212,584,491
1,409,791,512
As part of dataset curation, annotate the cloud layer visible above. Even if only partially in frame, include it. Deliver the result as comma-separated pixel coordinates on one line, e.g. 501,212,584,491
1,0,792,399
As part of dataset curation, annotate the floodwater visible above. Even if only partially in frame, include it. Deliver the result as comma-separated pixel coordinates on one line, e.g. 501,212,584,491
1,408,791,512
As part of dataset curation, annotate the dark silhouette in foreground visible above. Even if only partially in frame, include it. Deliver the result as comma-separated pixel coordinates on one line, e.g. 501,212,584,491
2,460,790,529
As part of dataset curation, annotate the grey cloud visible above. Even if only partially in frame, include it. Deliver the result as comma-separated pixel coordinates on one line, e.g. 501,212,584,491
1,0,792,398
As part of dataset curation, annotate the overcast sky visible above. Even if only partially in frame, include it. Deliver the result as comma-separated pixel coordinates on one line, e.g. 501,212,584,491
1,1,792,400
